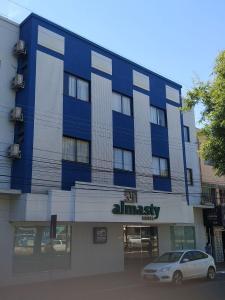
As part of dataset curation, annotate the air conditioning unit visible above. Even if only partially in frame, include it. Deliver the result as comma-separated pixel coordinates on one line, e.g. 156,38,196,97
14,40,26,56
8,144,21,159
11,74,25,90
10,107,24,122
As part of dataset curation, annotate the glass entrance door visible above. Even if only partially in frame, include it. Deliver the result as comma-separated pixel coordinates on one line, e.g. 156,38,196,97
123,225,158,259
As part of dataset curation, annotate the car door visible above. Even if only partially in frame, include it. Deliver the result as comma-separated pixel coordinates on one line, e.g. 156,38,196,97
179,251,196,279
192,251,209,277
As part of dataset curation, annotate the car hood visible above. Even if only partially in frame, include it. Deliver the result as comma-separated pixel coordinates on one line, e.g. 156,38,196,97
144,262,176,271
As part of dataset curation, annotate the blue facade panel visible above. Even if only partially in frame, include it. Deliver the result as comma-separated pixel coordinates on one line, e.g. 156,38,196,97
114,170,136,188
149,75,166,109
11,17,37,193
63,96,91,140
153,176,172,192
112,58,133,97
113,112,134,150
62,161,91,190
151,124,169,158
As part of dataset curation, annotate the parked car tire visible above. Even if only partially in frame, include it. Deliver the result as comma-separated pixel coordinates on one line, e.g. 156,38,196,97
172,271,183,285
207,266,216,280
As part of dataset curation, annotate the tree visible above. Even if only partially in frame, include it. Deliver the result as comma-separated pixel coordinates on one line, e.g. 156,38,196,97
183,50,225,176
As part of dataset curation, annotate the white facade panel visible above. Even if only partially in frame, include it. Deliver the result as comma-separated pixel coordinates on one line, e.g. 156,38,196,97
38,25,65,55
166,85,180,103
133,70,150,91
194,208,207,251
0,198,14,286
91,51,112,75
166,104,186,195
133,90,152,190
32,51,64,193
49,190,75,221
74,182,194,224
183,109,201,205
91,73,113,185
0,18,19,189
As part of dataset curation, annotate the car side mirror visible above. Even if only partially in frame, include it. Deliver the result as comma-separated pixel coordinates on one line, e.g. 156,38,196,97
181,258,190,263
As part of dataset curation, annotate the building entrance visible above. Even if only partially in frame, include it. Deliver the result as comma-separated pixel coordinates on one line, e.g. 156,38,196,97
123,225,158,260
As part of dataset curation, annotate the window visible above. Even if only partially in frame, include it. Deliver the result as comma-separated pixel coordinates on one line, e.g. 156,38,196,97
13,225,71,273
191,251,208,260
184,126,190,142
202,185,216,204
63,136,90,163
66,74,89,101
170,226,196,250
113,148,133,171
152,156,169,177
150,106,166,127
112,92,132,116
186,168,193,185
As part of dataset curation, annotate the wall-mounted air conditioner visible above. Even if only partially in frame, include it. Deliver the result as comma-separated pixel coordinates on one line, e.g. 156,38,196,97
8,144,21,159
14,40,26,56
11,74,25,90
10,107,24,122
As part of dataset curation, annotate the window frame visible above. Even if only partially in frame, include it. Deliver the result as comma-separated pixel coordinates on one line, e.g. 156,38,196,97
152,156,170,178
183,126,190,142
186,168,193,186
62,136,91,164
112,91,133,117
113,147,134,172
64,72,90,102
13,225,71,273
150,105,167,127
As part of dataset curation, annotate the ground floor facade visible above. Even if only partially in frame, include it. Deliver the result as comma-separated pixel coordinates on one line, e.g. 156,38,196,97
203,205,225,263
0,183,207,286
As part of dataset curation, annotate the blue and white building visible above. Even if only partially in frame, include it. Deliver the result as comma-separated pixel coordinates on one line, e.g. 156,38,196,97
0,13,206,286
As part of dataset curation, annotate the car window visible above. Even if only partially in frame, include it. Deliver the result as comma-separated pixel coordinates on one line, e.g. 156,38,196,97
155,252,184,263
181,251,193,262
191,251,208,261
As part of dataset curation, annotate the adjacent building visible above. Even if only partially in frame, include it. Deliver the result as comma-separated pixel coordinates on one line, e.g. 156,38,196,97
198,131,225,262
0,13,206,286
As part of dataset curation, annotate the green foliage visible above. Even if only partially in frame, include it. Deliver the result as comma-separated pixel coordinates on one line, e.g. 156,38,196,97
183,50,225,176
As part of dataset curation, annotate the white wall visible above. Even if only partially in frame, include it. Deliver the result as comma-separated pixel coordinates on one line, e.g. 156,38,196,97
91,73,113,185
71,223,124,276
0,17,19,189
166,104,186,196
193,208,207,250
158,225,171,254
0,197,15,285
32,50,64,193
183,109,201,205
0,222,124,286
133,90,152,191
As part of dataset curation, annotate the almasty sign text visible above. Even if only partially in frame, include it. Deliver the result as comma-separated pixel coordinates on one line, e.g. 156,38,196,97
112,201,160,219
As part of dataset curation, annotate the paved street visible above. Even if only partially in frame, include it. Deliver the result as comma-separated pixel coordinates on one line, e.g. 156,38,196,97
1,264,225,300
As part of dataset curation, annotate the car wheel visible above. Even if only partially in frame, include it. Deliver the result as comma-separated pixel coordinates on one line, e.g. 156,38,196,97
172,271,183,285
207,267,216,280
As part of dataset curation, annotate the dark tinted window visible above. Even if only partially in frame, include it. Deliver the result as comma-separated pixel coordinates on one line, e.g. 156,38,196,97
191,251,208,260
181,251,193,262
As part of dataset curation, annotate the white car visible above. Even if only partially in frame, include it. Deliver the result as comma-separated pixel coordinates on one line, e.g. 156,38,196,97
142,250,216,284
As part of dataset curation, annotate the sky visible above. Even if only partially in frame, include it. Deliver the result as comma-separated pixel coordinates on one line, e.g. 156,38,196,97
1,0,225,126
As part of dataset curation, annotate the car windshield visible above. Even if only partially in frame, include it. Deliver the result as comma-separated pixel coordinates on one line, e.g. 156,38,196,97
154,252,184,263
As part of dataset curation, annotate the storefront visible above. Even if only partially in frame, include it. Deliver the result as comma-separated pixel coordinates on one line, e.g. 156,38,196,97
123,225,159,259
203,205,225,262
0,183,206,286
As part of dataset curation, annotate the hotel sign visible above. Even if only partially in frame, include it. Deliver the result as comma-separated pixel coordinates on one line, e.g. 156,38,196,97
112,201,160,220
124,190,137,203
